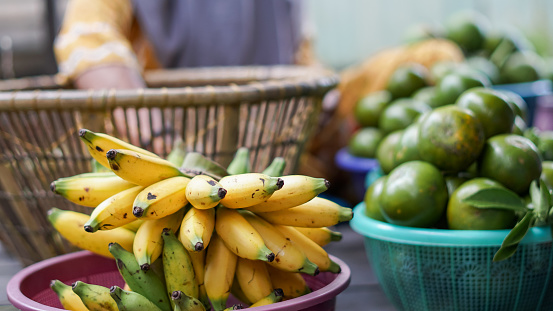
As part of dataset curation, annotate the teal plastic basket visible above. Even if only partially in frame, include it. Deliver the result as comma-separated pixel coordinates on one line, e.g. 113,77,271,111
350,203,553,311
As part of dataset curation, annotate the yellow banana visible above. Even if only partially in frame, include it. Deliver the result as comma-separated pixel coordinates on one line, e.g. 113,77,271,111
235,257,273,303
226,147,251,175
240,210,319,276
274,225,341,273
84,185,145,232
79,128,159,169
294,226,343,247
71,281,118,311
121,219,145,232
230,276,252,305
47,208,134,258
215,207,275,262
50,280,88,311
261,157,286,177
185,174,227,210
204,233,238,311
188,249,211,311
106,149,186,187
161,229,199,309
108,242,171,311
133,207,185,270
266,264,311,300
171,291,206,311
256,197,353,228
132,176,190,219
219,173,284,209
179,206,215,252
51,172,137,208
109,285,163,311
249,288,284,308
246,175,330,213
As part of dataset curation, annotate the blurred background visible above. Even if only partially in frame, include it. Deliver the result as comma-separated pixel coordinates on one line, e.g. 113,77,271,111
2,0,553,78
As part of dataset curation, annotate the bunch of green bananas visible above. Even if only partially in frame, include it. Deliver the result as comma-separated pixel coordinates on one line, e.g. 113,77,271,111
48,129,351,311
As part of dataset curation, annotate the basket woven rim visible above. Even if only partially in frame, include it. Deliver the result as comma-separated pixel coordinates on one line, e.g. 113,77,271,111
0,65,339,111
350,203,552,246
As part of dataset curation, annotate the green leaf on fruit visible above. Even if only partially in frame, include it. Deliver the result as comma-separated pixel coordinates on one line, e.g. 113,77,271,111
179,152,229,180
493,212,534,262
530,179,551,226
462,188,528,212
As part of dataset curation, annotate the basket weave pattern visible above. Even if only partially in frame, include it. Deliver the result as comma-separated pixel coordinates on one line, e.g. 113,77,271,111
0,65,338,266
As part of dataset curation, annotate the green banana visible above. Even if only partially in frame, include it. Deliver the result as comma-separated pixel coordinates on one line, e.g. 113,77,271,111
161,228,199,309
171,291,206,311
226,147,251,175
166,138,187,167
50,280,88,311
109,285,163,311
108,242,171,311
261,157,286,176
71,281,118,311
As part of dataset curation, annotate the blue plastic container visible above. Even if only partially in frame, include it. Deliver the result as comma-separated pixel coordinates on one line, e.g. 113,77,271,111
492,79,553,126
350,202,553,311
334,148,382,202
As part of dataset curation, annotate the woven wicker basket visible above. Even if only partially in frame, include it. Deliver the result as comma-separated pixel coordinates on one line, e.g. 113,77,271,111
0,65,339,266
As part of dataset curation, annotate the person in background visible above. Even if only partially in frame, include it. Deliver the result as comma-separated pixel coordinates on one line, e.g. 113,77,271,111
53,0,317,152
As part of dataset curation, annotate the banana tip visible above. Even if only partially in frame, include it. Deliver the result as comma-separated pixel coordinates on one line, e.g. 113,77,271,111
274,288,284,298
140,263,150,271
106,149,118,159
218,187,227,199
276,178,284,190
133,206,144,218
49,182,56,193
171,290,182,300
266,252,275,262
83,225,94,233
78,129,88,137
195,242,204,251
324,179,331,189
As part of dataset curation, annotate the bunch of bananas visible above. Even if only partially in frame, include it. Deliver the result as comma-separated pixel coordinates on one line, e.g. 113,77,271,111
48,129,352,311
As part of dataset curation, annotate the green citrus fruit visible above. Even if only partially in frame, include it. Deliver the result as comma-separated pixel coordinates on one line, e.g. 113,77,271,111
376,130,403,174
541,161,553,191
378,98,431,134
348,127,384,158
354,90,392,127
412,86,444,109
500,50,545,84
386,63,430,99
512,116,527,136
436,70,491,106
501,89,528,122
417,105,486,172
447,178,517,230
380,161,448,228
363,175,388,222
444,174,470,197
477,134,543,194
466,56,500,84
456,87,516,139
445,11,490,53
538,131,553,161
393,123,422,166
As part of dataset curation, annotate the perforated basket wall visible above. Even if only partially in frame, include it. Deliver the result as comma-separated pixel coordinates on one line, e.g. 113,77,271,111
350,203,553,311
365,238,553,311
0,66,338,266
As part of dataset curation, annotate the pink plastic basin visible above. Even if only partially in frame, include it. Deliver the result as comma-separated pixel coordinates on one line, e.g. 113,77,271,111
7,250,351,311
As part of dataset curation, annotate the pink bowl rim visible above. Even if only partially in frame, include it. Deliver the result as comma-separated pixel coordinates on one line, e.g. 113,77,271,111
7,250,351,311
